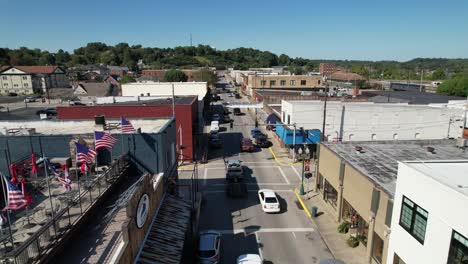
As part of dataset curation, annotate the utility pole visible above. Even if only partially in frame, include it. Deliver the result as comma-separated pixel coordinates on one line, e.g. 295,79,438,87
462,96,468,139
172,84,175,117
321,78,328,141
419,69,424,92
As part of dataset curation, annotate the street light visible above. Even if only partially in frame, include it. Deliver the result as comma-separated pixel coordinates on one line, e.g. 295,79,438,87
298,145,310,195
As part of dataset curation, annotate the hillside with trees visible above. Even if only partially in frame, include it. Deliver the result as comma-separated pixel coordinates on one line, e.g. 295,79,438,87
1,43,467,82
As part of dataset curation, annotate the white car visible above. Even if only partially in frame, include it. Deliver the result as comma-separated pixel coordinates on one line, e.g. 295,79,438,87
210,121,220,133
237,254,262,264
258,189,280,213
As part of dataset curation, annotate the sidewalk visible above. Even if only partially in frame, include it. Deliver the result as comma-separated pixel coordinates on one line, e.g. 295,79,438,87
300,190,367,264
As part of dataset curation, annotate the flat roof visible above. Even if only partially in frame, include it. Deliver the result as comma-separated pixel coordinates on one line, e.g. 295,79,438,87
322,139,468,197
0,118,171,135
364,90,465,104
404,161,468,197
104,96,196,106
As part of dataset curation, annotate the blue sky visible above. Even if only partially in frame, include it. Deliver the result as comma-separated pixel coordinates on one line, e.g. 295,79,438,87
1,0,467,61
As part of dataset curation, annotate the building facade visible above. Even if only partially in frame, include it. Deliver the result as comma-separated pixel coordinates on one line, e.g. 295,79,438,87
281,100,465,141
387,161,468,264
56,96,198,161
319,63,339,76
247,75,323,94
0,66,69,95
316,140,468,264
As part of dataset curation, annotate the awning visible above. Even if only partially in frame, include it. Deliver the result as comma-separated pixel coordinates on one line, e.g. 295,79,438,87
136,195,191,264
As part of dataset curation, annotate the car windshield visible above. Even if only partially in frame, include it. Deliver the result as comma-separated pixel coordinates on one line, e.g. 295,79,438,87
265,197,278,203
199,250,216,258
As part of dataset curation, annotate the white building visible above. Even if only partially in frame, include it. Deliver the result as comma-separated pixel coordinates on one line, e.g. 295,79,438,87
387,160,468,264
122,81,208,120
281,100,465,141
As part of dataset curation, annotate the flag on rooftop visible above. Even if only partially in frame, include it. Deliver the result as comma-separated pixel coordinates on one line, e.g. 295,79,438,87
2,174,28,211
95,131,118,150
75,142,96,164
121,117,136,133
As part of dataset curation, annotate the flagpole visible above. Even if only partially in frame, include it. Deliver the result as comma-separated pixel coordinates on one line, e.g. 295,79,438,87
0,173,14,249
43,156,55,219
75,146,82,214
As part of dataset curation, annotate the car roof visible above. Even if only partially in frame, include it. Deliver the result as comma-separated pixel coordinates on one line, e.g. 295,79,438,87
259,189,276,198
237,254,262,263
242,138,252,142
199,231,220,251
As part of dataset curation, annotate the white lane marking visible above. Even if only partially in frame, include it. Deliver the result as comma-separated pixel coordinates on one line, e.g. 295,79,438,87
277,166,290,185
206,227,316,235
203,168,208,185
291,165,302,180
292,232,297,239
203,190,293,194
255,232,264,260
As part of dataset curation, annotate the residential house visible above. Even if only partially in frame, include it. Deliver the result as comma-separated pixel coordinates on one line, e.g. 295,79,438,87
107,66,129,77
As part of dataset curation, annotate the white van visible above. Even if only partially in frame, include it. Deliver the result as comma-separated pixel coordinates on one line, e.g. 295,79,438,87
210,121,219,133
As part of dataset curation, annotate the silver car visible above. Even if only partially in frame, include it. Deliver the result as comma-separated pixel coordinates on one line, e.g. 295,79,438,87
197,230,222,263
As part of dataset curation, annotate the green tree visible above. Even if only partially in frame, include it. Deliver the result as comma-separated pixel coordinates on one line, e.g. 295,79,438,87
192,70,217,87
431,68,446,80
164,70,188,82
437,74,468,97
38,52,55,65
288,66,304,75
278,54,291,65
55,49,71,65
119,75,136,84
99,50,118,65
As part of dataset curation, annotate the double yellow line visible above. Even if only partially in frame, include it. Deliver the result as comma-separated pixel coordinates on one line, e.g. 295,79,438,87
294,189,312,218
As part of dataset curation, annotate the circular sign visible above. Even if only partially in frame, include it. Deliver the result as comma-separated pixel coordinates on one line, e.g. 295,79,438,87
136,194,150,229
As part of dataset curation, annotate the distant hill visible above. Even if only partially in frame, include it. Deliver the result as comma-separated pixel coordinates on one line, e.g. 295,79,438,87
1,42,467,80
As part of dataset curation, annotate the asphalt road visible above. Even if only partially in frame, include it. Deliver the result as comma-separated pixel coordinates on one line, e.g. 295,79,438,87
179,78,333,263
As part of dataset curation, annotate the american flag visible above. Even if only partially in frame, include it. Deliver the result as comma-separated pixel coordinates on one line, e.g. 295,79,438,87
121,117,136,133
2,174,27,211
75,142,96,164
45,159,71,190
95,131,117,150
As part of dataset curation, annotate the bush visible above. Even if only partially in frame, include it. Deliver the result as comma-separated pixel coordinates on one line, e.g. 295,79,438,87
337,221,350,234
347,236,359,248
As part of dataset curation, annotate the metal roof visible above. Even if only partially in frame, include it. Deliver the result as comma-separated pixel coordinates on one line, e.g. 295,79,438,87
136,195,191,264
322,139,468,197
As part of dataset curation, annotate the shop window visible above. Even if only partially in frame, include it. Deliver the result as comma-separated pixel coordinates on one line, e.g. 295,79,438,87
282,112,285,122
447,230,468,264
287,115,290,125
372,232,384,263
399,196,428,244
323,180,338,208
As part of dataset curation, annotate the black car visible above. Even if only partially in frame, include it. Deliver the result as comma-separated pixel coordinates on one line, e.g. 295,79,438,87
36,108,57,116
255,134,270,148
233,108,241,115
8,92,18,97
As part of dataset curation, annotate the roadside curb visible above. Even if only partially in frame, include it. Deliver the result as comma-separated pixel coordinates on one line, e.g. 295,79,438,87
294,189,312,219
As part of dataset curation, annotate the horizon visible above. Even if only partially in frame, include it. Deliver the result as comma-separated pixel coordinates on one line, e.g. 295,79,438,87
1,0,467,61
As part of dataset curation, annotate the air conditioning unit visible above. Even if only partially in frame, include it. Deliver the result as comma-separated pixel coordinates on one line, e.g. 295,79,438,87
457,138,468,148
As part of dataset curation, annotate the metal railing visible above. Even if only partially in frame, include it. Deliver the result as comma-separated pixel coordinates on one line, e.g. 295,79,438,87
1,155,129,264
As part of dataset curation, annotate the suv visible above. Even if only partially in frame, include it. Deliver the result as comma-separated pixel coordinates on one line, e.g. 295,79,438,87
255,134,269,148
197,231,222,264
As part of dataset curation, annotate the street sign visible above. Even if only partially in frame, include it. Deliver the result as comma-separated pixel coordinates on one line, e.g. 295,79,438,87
304,159,311,172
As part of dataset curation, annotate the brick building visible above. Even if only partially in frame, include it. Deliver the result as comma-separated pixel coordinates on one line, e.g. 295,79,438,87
56,96,198,161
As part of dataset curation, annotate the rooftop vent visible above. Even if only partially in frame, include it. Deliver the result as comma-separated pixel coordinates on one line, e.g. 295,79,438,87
426,146,435,154
355,146,365,154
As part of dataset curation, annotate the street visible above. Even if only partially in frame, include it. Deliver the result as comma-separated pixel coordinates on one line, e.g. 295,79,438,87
179,75,333,263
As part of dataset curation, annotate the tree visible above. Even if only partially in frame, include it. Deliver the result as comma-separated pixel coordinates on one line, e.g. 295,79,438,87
38,52,55,65
119,75,136,84
164,70,188,82
437,74,468,97
431,68,446,80
288,66,304,75
55,49,71,65
278,54,291,65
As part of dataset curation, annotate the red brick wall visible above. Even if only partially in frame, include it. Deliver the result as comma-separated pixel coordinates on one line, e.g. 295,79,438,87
57,103,196,161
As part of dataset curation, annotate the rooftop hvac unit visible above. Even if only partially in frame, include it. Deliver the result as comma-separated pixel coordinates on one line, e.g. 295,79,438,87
456,138,468,148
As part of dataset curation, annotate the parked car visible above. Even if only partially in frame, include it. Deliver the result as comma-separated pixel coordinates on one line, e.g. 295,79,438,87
235,94,242,99
233,108,241,116
250,128,264,138
8,92,18,97
69,101,86,106
255,134,270,148
36,108,57,116
197,231,222,264
258,189,280,213
212,114,221,122
24,96,37,103
237,254,262,264
241,138,255,152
